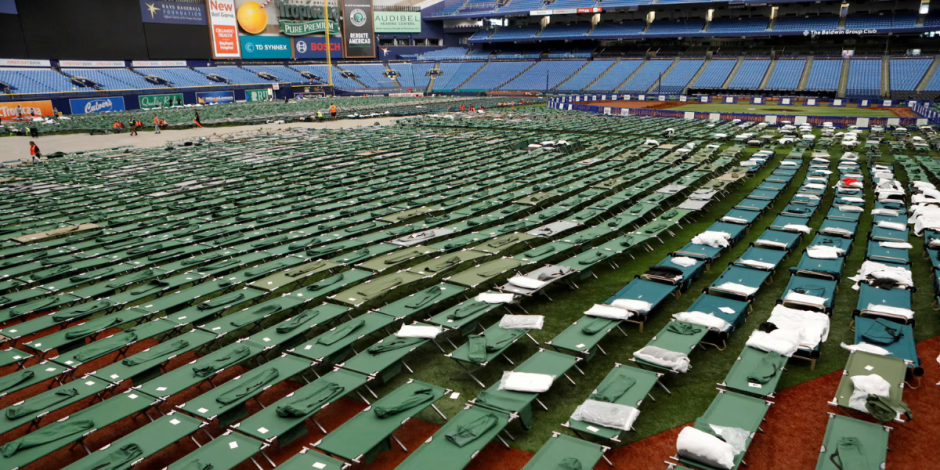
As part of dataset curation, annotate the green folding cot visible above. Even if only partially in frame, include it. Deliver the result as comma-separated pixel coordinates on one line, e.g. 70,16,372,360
830,351,909,423
522,433,610,469
425,298,505,342
358,245,441,272
633,321,708,376
668,391,772,470
0,360,69,398
719,346,789,398
446,321,538,388
394,406,514,470
0,375,113,436
330,271,426,307
514,241,576,263
330,243,399,265
232,368,373,446
251,260,342,292
161,286,268,328
564,363,663,444
558,248,616,277
92,328,219,385
31,315,175,364
0,298,124,342
469,349,581,430
243,303,351,353
0,293,81,324
287,311,399,366
277,448,350,470
406,250,491,277
313,379,449,466
547,312,627,360
375,283,466,319
0,388,157,470
446,258,529,289
815,414,889,470
197,294,310,336
166,430,267,470
138,341,265,400
178,354,312,427
0,347,32,369
60,411,205,470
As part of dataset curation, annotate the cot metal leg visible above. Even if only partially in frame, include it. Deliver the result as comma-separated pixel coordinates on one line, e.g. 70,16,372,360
648,393,657,403
597,344,608,356
431,404,447,421
496,434,511,448
431,338,448,353
402,360,414,374
261,451,277,468
500,353,515,366
563,373,576,386
536,398,548,411
657,380,672,395
249,457,265,470
502,429,516,442
190,435,203,448
392,434,408,452
602,454,614,467
355,390,371,405
312,417,328,434
364,384,379,399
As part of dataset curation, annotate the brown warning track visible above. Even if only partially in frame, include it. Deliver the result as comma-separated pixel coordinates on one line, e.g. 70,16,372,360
6,330,937,470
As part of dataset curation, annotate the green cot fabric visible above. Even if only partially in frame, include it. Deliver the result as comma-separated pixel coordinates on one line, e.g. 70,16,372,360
1,419,94,457
666,321,702,335
216,368,280,405
467,328,524,363
9,297,58,318
581,317,615,335
317,318,365,346
275,381,344,417
5,388,78,420
406,289,442,309
275,312,312,334
199,291,246,310
0,369,34,393
467,335,487,363
590,375,636,403
367,337,423,355
306,273,346,292
121,339,190,367
106,270,158,288
556,457,583,470
747,351,782,385
373,386,435,419
860,319,903,345
179,459,211,470
830,437,869,470
51,300,112,322
82,443,142,470
420,256,462,273
865,395,912,424
65,316,125,340
448,302,490,320
128,280,170,296
193,345,251,377
230,303,285,328
74,331,137,363
445,413,499,448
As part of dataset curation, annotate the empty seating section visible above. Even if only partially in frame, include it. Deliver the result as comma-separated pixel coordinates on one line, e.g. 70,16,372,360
539,23,591,38
773,15,839,32
498,0,550,14
658,59,703,93
589,22,646,36
501,60,586,90
195,66,266,85
708,18,769,33
890,59,931,91
0,68,78,93
488,25,541,40
420,47,470,60
292,65,363,89
690,59,735,88
62,68,163,90
467,48,494,59
804,59,841,91
557,60,614,91
846,59,881,97
242,65,306,83
459,61,532,90
390,63,434,89
726,59,770,89
338,64,396,88
924,66,940,91
620,60,673,92
432,61,485,91
646,20,705,35
765,59,805,90
136,68,215,87
470,29,493,41
846,13,918,29
587,60,641,91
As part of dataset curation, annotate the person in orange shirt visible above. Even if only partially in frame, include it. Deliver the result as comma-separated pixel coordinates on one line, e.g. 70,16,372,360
29,141,40,163
193,110,203,128
330,104,337,120
152,114,161,134
460,104,465,112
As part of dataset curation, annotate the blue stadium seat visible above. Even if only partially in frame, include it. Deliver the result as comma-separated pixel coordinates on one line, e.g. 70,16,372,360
846,59,881,97
488,26,541,40
587,60,642,91
420,47,470,60
620,60,673,93
889,59,931,91
62,68,165,90
646,20,705,35
765,59,805,90
389,63,434,89
290,65,363,89
459,61,533,90
501,60,586,91
0,68,79,93
589,22,646,37
558,60,615,91
658,60,704,93
242,66,306,84
690,60,736,89
433,62,486,91
337,64,397,88
708,18,769,34
539,24,591,39
726,59,770,89
804,60,842,91
195,66,267,85
773,16,839,32
136,68,215,87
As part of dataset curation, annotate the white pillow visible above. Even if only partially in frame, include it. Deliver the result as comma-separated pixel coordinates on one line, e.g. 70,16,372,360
676,427,736,470
611,298,652,313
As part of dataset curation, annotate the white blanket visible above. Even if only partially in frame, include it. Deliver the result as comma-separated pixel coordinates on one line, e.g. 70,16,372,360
877,221,907,231
767,304,830,349
397,325,442,339
507,276,548,290
633,346,691,372
871,208,899,217
820,227,853,237
848,374,890,413
499,371,554,393
737,259,774,271
865,303,914,320
611,298,652,313
784,290,828,308
782,224,811,233
804,183,827,190
715,282,758,295
586,304,633,320
838,205,864,213
673,311,732,332
670,256,699,267
754,239,787,249
691,231,731,248
746,329,801,357
807,246,843,259
570,400,640,431
849,261,912,287
840,342,892,356
475,292,516,304
879,241,912,249
676,427,736,470
498,314,544,330
841,196,865,203
721,216,749,225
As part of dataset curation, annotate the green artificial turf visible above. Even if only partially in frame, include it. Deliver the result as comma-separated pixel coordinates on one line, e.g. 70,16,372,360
672,103,898,118
366,130,940,453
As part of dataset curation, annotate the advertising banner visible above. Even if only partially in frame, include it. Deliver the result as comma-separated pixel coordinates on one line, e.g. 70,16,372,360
246,89,273,101
68,97,124,115
59,60,125,68
139,93,184,109
207,0,241,59
196,91,235,104
240,35,292,59
1,101,54,118
374,11,420,33
293,37,342,59
140,0,207,25
281,18,339,36
342,0,375,59
0,59,50,67
131,60,188,67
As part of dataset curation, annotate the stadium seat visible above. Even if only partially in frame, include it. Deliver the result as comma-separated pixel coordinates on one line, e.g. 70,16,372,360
726,59,770,89
501,60,587,91
765,59,805,90
587,60,642,91
557,60,615,91
804,59,841,91
690,60,736,89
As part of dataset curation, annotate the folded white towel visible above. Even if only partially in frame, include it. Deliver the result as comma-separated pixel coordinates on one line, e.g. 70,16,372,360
785,290,828,307
804,183,827,190
841,196,865,203
586,304,633,320
871,208,899,217
499,371,554,393
820,227,853,237
397,325,442,339
807,246,844,259
611,298,652,313
498,314,544,330
877,221,907,231
848,374,891,413
475,292,516,304
670,256,698,267
507,276,548,290
738,259,774,270
782,224,811,233
721,216,749,225
715,282,758,295
879,241,913,249
865,303,914,320
673,311,732,331
754,239,787,248
838,205,864,213
633,346,690,372
840,342,892,356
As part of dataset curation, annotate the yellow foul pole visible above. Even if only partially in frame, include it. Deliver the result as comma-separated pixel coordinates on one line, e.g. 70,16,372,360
323,0,333,89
